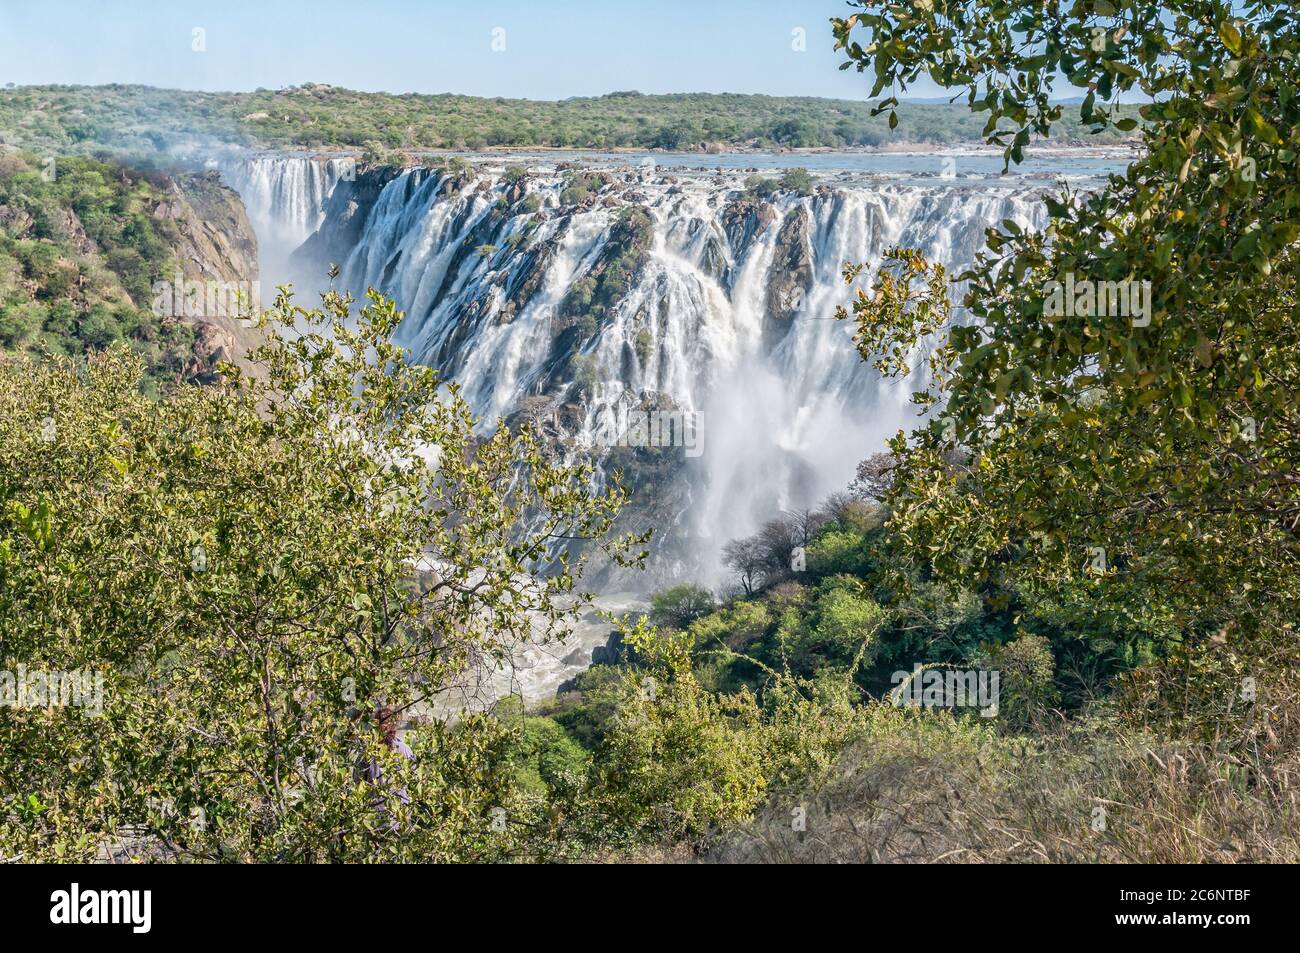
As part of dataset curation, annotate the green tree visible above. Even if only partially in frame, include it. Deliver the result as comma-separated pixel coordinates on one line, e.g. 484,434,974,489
835,2,1300,648
584,625,768,844
778,167,815,196
975,633,1060,732
648,583,716,630
569,353,599,396
0,287,638,862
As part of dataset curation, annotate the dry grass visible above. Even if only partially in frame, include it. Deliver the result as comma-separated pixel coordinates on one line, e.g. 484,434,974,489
700,662,1300,864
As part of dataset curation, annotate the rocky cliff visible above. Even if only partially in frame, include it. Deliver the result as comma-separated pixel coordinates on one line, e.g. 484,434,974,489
151,170,261,378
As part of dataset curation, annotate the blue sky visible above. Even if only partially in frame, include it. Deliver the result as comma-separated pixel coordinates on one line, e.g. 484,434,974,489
0,0,944,100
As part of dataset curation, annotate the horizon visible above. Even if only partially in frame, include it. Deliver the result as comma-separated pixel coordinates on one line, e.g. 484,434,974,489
0,81,1101,107
0,80,952,102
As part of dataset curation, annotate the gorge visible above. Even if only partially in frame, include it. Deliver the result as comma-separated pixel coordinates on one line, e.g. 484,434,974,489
212,152,1099,577
205,149,1115,700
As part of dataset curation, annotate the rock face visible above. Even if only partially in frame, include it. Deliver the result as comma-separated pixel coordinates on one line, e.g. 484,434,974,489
168,172,259,284
720,196,776,267
763,204,813,349
500,235,560,322
59,207,97,256
158,171,262,378
187,321,238,381
0,203,96,256
293,165,407,273
0,204,32,235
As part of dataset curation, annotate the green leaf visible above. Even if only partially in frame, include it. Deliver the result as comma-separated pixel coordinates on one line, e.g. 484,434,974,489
1246,109,1281,145
1218,20,1243,56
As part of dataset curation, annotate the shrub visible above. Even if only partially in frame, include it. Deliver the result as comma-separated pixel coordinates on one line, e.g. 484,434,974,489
808,583,885,663
649,583,715,631
0,301,46,346
778,167,815,196
975,633,1059,731
586,629,767,844
76,304,122,349
569,353,599,395
806,528,869,576
633,327,652,364
560,185,589,206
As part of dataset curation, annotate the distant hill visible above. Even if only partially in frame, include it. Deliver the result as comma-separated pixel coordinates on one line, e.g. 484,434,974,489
0,84,1140,157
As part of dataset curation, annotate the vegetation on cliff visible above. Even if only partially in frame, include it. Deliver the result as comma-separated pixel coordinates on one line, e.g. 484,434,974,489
0,150,253,386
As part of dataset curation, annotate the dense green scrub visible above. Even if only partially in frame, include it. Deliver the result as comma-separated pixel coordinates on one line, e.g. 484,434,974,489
0,84,1139,156
0,151,197,384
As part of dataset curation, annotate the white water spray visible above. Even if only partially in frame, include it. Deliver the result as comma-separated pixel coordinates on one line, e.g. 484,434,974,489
222,157,1049,585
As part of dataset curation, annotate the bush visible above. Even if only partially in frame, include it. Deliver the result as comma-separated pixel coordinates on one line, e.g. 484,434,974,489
569,353,599,395
974,633,1060,731
498,706,591,796
688,600,771,652
586,632,767,844
778,167,815,196
0,288,631,862
76,304,122,350
633,327,652,364
560,185,589,206
0,301,46,346
806,582,885,664
806,528,869,576
649,583,715,631
41,299,75,337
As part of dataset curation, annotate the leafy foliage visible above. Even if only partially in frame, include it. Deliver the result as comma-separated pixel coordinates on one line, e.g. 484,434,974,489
0,287,636,861
648,583,716,630
835,1,1300,646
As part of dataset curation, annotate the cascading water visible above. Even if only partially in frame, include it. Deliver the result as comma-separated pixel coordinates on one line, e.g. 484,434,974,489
290,160,1047,583
214,151,1110,700
215,154,350,288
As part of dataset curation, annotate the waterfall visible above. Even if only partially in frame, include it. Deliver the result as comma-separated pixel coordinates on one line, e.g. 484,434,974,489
216,155,351,288
223,155,1055,586
311,162,1046,583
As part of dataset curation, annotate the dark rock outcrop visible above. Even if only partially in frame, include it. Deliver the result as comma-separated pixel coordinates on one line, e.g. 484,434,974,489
293,164,408,274
720,195,776,265
763,205,813,349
